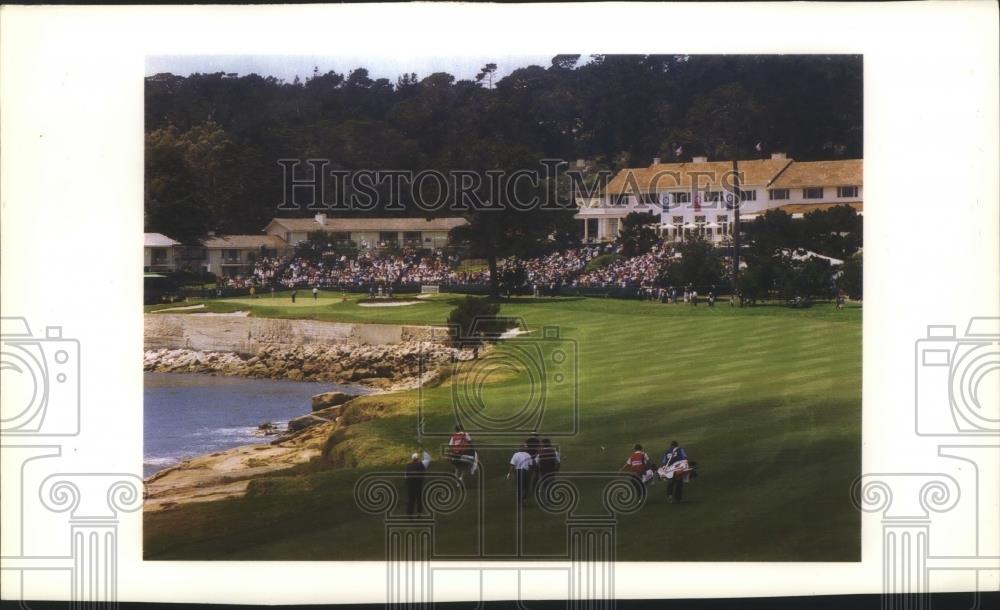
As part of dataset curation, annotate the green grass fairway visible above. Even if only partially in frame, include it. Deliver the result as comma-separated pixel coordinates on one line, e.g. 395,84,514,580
144,296,861,561
146,290,462,325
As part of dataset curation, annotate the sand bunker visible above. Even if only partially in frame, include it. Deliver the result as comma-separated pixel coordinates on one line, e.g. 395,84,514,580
190,310,251,317
155,304,206,312
357,301,421,308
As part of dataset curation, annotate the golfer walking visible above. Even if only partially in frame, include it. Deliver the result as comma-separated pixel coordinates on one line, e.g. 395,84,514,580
405,452,426,517
621,443,652,501
507,444,534,507
662,440,688,503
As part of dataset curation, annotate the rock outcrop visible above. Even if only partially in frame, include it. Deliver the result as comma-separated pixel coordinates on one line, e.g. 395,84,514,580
311,391,352,411
287,403,345,433
143,340,477,389
144,421,336,512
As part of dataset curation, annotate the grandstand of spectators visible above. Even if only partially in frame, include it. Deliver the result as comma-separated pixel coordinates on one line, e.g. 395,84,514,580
574,243,677,288
220,241,679,292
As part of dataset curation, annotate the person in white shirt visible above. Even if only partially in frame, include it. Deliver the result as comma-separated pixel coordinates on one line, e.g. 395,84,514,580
507,445,535,507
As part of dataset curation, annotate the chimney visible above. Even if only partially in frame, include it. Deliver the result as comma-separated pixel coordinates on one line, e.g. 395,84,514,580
315,213,327,226
652,157,661,165
692,156,708,163
770,152,787,160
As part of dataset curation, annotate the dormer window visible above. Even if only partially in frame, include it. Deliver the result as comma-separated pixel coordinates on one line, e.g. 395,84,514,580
837,186,859,198
803,187,824,199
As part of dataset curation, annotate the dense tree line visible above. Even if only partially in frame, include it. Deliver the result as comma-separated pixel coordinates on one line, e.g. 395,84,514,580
146,54,862,246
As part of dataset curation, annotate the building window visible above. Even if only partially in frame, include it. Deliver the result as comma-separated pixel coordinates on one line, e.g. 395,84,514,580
717,215,730,236
379,231,399,244
705,191,722,203
639,193,659,205
803,187,824,199
738,189,757,201
769,189,789,200
673,192,690,204
837,186,859,198
608,218,620,237
223,249,240,263
151,248,167,265
694,215,706,236
612,194,631,206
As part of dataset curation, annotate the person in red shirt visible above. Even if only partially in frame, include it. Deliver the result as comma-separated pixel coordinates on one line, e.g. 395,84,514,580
620,443,652,500
447,425,475,486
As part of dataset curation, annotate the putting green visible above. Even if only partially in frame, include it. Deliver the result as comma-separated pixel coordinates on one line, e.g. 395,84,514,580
144,296,861,561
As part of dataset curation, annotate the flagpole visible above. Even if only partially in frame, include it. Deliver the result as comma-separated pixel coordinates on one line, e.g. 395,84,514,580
731,156,740,296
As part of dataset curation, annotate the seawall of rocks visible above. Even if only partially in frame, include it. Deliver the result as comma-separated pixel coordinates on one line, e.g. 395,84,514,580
145,313,447,353
143,340,475,390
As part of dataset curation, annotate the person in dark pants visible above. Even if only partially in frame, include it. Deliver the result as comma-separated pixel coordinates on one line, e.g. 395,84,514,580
536,438,560,494
291,288,297,303
525,434,542,493
405,452,426,517
661,441,688,503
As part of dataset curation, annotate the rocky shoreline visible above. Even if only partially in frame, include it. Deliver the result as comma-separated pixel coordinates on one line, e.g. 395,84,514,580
143,340,484,511
143,340,475,391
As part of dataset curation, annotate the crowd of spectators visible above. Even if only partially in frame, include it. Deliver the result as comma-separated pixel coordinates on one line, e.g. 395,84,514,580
222,249,459,289
219,241,678,292
574,243,677,289
469,245,611,289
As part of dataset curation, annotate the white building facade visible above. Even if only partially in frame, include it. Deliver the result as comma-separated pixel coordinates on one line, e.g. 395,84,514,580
575,155,862,243
143,233,181,272
264,214,467,250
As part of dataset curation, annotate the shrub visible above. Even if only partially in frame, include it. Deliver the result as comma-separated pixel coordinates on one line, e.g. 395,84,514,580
837,252,863,299
446,296,505,343
168,268,216,287
584,253,621,272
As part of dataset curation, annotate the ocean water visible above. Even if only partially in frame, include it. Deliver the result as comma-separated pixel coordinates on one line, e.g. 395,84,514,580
143,372,369,478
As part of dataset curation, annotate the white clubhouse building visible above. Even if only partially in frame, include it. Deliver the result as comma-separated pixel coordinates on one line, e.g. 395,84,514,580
575,154,862,242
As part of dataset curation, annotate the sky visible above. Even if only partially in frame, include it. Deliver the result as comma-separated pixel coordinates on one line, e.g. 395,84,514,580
145,54,569,83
